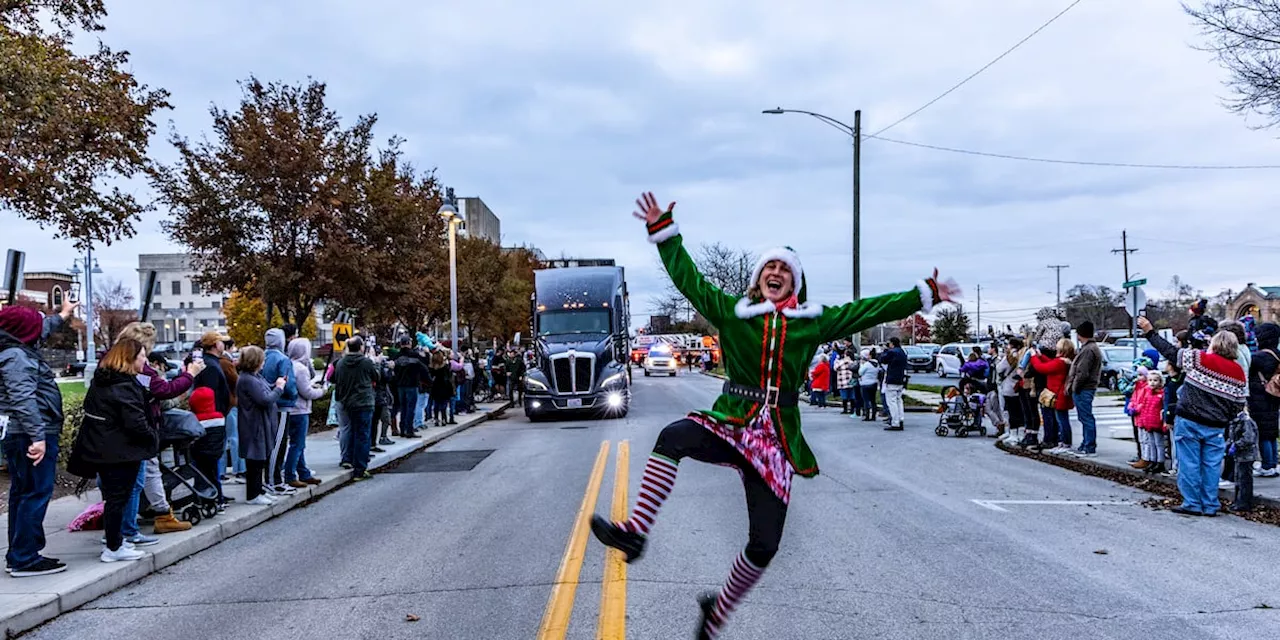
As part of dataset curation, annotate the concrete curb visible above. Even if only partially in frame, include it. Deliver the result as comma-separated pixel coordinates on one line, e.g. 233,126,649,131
993,439,1280,510
0,402,510,638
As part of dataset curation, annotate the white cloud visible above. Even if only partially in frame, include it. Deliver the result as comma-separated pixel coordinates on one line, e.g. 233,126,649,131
7,0,1279,333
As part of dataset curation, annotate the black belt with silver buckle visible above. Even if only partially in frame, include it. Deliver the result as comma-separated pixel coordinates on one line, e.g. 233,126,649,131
722,380,799,408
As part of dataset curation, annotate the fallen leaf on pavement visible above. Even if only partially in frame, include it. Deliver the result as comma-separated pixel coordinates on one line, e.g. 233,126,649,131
405,614,420,622
1093,549,1108,555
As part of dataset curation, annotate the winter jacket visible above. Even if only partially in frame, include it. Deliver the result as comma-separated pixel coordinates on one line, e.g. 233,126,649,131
287,338,328,416
263,328,298,408
1146,330,1247,429
193,352,232,414
0,317,65,443
880,347,908,386
1227,411,1259,463
810,360,831,392
1067,340,1103,394
959,359,989,381
858,361,880,387
235,372,282,461
333,351,378,411
1130,381,1166,432
393,348,430,388
1248,322,1280,440
1029,354,1073,411
1031,311,1071,352
76,368,159,465
429,364,454,402
141,362,193,431
996,357,1018,397
834,356,857,390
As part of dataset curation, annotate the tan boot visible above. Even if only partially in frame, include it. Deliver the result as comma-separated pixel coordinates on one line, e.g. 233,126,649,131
153,510,193,534
1131,460,1150,470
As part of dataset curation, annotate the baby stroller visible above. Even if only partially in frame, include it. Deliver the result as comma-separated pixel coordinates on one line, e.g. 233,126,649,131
141,409,220,526
935,385,987,437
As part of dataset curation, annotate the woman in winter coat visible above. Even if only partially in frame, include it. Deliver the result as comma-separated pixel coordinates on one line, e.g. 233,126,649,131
1139,316,1248,516
429,350,454,427
1249,322,1280,477
235,346,286,504
73,339,158,563
1030,338,1076,452
809,357,831,408
114,322,201,537
857,355,881,421
1000,338,1027,445
833,349,858,415
284,338,328,487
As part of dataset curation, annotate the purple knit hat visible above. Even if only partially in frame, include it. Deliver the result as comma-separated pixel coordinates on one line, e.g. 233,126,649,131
0,306,43,345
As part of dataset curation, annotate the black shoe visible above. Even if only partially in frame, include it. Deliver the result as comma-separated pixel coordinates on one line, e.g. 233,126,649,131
1171,506,1202,516
696,592,717,640
884,425,904,431
589,515,645,563
401,433,421,439
339,462,353,470
371,446,385,453
10,557,67,578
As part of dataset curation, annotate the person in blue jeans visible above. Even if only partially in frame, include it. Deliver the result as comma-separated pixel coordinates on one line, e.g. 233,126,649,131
392,336,429,436
1139,316,1248,516
333,337,379,479
1066,321,1103,456
283,338,328,486
0,304,76,577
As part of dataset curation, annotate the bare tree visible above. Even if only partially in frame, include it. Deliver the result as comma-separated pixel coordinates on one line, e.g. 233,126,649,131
92,277,138,347
1184,1,1280,128
656,242,755,321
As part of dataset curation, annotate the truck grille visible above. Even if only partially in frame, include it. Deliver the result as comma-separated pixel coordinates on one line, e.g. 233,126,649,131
550,353,595,393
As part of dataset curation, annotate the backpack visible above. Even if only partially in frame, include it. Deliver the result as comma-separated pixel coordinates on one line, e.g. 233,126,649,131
1261,350,1280,399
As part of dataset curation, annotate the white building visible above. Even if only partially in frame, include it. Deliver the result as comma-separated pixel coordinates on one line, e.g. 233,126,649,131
137,253,228,346
458,197,501,244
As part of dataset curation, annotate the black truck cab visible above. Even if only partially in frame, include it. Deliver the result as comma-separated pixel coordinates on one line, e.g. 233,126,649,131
523,266,631,420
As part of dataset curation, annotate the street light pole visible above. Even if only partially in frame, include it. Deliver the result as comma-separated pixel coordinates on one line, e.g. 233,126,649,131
439,188,460,353
72,248,103,387
764,106,862,347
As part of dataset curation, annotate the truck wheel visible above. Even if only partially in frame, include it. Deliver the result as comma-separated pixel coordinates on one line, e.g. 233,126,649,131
644,371,650,377
670,372,676,377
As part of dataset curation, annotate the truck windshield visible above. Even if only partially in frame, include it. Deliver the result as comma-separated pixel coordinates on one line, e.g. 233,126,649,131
538,310,611,340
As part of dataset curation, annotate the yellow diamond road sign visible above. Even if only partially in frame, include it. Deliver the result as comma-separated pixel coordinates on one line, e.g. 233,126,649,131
332,323,353,352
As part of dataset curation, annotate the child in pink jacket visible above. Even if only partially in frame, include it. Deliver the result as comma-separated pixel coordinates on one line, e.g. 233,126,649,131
1131,371,1168,474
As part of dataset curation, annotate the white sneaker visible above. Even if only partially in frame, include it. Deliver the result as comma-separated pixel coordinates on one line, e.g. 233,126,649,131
1218,480,1235,489
100,538,136,549
247,495,274,506
100,546,147,563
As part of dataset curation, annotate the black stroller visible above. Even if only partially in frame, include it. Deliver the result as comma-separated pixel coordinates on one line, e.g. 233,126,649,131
141,409,221,526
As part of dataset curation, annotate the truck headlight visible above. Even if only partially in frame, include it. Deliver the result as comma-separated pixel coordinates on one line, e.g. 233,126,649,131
601,371,626,387
526,377,548,391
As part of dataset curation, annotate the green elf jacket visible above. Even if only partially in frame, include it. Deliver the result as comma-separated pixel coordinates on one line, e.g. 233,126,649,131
648,211,940,477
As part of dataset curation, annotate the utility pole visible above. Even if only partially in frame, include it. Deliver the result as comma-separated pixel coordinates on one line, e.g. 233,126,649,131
1047,265,1069,309
976,284,981,342
1111,231,1139,360
851,109,862,349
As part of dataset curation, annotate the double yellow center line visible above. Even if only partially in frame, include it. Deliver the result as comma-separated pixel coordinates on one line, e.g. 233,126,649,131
536,440,631,640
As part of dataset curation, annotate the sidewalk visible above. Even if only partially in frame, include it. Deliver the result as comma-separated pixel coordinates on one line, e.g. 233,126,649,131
0,401,510,637
995,407,1280,510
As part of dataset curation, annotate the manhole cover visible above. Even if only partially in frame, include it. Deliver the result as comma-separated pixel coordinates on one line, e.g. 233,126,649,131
384,449,495,473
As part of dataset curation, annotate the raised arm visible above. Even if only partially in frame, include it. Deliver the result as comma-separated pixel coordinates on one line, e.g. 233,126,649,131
636,193,734,324
819,272,959,343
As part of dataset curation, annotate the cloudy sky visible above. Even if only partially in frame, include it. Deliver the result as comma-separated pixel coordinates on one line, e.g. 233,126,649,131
9,0,1280,331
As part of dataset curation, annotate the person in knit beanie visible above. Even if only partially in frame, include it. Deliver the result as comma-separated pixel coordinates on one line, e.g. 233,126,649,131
190,387,225,428
0,299,76,577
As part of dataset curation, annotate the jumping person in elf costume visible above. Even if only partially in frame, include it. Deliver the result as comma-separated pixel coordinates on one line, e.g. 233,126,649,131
591,193,961,639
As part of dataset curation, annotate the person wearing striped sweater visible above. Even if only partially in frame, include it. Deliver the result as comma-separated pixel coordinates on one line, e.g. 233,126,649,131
591,193,960,639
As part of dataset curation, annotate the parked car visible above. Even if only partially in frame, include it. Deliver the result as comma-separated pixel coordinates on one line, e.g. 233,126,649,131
1100,346,1140,391
643,343,678,377
935,343,984,378
904,345,933,373
1113,338,1152,352
62,361,87,378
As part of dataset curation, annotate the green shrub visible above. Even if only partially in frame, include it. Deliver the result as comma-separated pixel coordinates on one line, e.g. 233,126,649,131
309,394,333,433
58,403,81,468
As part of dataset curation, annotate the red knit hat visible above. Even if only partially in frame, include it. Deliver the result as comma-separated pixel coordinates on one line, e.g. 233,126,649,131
188,387,223,422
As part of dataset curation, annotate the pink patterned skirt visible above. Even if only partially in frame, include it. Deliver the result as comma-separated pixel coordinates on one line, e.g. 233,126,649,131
688,409,795,504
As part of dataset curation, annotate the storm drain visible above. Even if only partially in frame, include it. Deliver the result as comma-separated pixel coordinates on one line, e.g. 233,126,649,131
385,449,495,473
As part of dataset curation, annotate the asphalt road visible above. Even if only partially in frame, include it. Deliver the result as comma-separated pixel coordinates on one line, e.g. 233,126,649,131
24,372,1280,639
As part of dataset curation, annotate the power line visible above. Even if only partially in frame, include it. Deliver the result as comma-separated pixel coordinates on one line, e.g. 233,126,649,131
869,0,1084,138
867,134,1280,170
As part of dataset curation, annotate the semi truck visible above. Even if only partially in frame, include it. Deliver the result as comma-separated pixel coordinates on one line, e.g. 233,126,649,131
523,266,631,420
